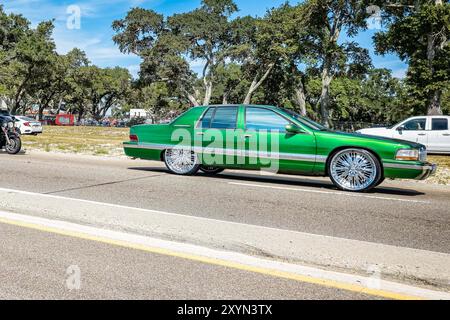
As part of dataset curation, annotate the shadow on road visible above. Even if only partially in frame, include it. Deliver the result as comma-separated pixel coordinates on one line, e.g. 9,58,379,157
128,166,425,197
0,150,27,155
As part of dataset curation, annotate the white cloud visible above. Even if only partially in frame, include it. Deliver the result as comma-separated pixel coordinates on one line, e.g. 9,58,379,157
127,64,140,78
392,68,407,79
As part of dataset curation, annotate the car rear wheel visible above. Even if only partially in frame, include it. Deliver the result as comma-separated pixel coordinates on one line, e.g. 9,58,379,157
164,148,200,175
328,148,381,192
199,166,225,175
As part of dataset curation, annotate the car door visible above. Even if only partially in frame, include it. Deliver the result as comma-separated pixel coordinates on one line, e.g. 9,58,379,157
392,118,428,146
242,107,316,174
195,106,241,168
428,118,450,153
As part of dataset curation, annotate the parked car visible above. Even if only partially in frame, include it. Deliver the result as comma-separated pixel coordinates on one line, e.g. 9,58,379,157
357,116,450,154
123,105,437,192
14,116,43,135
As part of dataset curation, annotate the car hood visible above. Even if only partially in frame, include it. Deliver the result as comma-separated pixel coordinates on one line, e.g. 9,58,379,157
319,130,425,149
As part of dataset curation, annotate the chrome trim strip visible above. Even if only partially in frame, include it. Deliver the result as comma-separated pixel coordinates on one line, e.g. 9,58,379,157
123,143,326,163
383,162,434,171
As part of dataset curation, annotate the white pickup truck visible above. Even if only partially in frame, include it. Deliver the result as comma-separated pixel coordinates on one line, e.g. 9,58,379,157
357,116,450,154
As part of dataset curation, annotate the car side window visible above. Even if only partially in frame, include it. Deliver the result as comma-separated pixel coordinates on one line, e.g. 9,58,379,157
402,119,426,131
246,107,290,131
432,118,448,131
210,107,238,129
198,108,215,128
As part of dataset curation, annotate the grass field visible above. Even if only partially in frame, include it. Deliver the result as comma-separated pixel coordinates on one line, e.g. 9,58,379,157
20,125,450,184
21,125,128,157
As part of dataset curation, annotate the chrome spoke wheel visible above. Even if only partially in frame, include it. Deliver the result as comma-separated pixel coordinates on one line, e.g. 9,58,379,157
330,149,378,191
165,148,199,175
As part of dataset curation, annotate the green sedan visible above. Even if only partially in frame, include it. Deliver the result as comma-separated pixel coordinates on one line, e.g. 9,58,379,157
124,105,437,192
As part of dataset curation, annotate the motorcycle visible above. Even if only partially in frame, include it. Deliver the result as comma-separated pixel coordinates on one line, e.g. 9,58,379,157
0,115,22,154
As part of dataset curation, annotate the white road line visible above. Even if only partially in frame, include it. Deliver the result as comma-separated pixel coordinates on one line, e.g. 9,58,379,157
0,210,448,300
228,182,431,204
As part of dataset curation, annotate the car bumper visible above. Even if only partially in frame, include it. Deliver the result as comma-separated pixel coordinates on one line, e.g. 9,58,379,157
21,128,42,134
416,163,438,180
383,161,438,180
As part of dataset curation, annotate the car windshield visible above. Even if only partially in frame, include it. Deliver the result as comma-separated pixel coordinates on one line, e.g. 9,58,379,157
281,108,328,131
0,110,10,116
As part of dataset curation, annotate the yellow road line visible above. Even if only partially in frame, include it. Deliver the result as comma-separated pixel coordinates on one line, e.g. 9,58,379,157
0,217,423,300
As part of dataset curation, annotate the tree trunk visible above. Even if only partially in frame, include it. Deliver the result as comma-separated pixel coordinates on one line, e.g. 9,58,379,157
222,91,229,105
187,93,200,107
203,80,212,106
243,78,258,105
243,63,275,105
38,106,45,121
77,107,84,123
294,81,307,116
428,90,442,115
319,64,333,127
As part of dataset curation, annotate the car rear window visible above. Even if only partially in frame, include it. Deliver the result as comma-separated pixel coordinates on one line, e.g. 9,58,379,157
432,118,448,131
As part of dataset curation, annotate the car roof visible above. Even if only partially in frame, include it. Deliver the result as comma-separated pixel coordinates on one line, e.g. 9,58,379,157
195,104,279,109
407,115,450,119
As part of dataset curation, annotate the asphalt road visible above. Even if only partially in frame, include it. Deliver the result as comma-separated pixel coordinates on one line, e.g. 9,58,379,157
1,151,449,253
0,150,449,299
0,222,374,300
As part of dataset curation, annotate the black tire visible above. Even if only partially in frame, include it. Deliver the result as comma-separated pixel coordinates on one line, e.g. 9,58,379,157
328,148,382,192
164,148,200,175
5,135,21,155
199,166,225,175
375,177,385,187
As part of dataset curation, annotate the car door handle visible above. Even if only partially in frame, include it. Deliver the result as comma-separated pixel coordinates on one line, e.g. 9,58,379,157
443,134,450,136
196,132,205,136
243,134,253,138
418,133,426,136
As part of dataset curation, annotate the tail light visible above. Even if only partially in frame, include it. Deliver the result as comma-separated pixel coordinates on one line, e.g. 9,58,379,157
130,134,138,142
23,122,30,127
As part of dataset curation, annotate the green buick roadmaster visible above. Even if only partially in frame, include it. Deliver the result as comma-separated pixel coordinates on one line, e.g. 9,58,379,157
124,105,437,192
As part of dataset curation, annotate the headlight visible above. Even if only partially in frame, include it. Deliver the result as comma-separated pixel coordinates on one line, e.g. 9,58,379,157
8,122,14,129
396,149,419,161
1,122,7,128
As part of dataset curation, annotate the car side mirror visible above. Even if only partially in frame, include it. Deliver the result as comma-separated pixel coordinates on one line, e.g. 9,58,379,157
285,124,305,134
397,126,404,133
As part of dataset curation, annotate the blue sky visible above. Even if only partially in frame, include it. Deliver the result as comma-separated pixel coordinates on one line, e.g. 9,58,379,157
3,0,407,78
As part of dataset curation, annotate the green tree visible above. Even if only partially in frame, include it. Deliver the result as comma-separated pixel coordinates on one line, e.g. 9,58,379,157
299,0,373,126
3,20,57,114
112,8,197,106
169,0,238,105
374,0,450,115
113,1,238,107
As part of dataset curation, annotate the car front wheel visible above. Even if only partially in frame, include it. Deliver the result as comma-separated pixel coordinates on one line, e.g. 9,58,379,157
164,148,200,175
328,148,381,192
